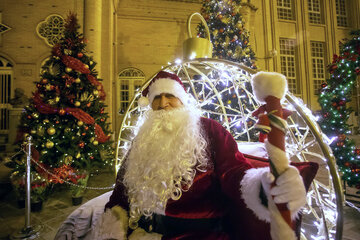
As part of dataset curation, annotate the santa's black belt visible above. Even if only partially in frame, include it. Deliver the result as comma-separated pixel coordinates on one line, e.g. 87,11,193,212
138,214,224,236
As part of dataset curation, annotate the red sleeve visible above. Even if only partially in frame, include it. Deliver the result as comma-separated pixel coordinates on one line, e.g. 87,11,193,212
104,164,130,211
202,118,253,201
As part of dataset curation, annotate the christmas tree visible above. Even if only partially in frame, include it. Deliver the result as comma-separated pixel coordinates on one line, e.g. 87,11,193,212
196,0,258,141
318,30,360,191
198,0,256,67
9,14,114,188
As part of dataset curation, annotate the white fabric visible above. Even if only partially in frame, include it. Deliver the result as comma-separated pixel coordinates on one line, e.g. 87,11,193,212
237,142,268,158
54,191,112,240
91,206,127,240
251,71,288,103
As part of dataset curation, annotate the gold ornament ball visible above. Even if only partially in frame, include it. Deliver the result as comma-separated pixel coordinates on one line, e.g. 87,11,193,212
46,141,54,148
227,100,232,104
84,64,89,69
74,101,81,107
90,137,95,142
77,121,84,126
47,127,56,135
93,90,99,96
32,113,39,119
75,78,81,83
65,156,73,165
65,67,72,73
93,140,99,146
45,84,52,91
44,119,49,123
76,152,81,159
30,130,36,134
55,96,60,102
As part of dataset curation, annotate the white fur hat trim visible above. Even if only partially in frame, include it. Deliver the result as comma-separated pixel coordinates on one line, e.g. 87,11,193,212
251,71,288,103
147,78,188,105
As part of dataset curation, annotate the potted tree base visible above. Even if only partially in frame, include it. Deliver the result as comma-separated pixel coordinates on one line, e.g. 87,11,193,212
70,171,89,206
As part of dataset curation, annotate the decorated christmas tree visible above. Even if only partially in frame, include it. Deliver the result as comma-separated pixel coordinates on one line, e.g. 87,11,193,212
8,14,114,192
197,0,256,67
318,30,360,191
196,0,258,141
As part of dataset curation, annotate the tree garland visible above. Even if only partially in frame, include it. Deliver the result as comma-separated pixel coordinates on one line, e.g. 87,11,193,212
318,30,360,191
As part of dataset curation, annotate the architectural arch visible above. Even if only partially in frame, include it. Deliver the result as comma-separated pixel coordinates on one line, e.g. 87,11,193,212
117,67,145,114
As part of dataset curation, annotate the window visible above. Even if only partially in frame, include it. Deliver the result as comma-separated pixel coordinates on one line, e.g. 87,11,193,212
277,0,295,21
336,0,348,27
311,42,326,95
0,57,13,134
308,0,323,24
118,68,145,114
279,38,299,94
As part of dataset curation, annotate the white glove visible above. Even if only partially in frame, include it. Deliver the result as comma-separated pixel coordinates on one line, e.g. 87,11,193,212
261,166,306,213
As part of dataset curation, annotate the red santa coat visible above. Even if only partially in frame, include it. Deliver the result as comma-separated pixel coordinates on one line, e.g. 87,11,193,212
105,117,317,240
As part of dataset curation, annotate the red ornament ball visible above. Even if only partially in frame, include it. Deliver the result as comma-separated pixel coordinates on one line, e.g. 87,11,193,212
78,142,85,148
77,52,83,58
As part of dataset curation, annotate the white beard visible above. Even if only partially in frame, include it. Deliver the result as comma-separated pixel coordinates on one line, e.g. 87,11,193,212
123,106,208,228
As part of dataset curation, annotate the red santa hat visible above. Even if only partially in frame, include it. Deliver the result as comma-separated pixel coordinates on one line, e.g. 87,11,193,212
138,71,189,107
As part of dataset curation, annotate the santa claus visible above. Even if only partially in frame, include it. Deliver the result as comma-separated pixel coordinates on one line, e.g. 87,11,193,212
92,71,307,240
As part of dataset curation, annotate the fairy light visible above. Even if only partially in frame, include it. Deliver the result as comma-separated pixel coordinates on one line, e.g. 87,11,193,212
116,59,342,239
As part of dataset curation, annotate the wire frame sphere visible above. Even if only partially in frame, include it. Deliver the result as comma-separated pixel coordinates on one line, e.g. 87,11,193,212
116,58,343,240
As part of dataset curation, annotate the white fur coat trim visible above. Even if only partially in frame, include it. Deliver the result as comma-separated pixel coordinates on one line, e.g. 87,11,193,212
265,140,290,175
129,228,162,240
240,167,271,222
91,206,128,240
148,78,188,105
251,71,288,103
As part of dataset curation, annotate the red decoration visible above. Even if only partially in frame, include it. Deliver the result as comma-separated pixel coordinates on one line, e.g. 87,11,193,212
77,52,83,58
65,74,76,87
59,109,66,115
78,142,85,148
52,44,62,57
321,83,327,88
61,55,90,74
95,124,110,143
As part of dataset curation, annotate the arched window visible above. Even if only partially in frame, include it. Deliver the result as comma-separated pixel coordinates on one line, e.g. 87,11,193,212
117,68,145,114
0,56,13,134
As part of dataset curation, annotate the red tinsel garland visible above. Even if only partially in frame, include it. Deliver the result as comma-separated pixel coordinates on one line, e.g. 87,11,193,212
65,107,95,125
33,92,108,143
95,124,110,143
87,75,106,100
62,55,90,74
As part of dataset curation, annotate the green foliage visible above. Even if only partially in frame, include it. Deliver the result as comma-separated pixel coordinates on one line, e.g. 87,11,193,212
317,30,360,190
9,14,114,187
198,0,256,68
